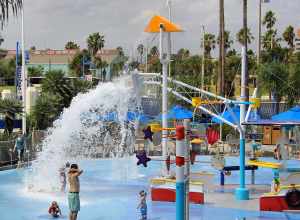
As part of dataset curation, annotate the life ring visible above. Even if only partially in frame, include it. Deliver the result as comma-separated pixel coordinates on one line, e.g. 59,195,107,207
285,189,300,208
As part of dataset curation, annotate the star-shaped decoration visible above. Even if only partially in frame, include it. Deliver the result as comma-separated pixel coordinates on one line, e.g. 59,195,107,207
136,150,151,167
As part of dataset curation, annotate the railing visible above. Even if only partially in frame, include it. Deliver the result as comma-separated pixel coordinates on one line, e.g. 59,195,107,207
0,130,46,169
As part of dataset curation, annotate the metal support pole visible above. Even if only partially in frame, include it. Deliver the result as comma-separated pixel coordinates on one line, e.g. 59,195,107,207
176,126,185,220
160,24,169,175
21,0,27,135
251,170,255,185
235,46,249,200
183,119,190,220
167,0,172,77
220,171,225,186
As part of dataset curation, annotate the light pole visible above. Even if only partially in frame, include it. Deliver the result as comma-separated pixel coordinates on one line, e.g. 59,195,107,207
201,25,205,93
167,0,172,77
21,0,27,135
257,0,262,65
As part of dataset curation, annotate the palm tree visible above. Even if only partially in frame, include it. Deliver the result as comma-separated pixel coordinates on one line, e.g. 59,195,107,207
236,28,254,46
87,33,105,62
116,46,124,57
204,33,216,57
150,46,158,57
283,25,295,50
0,98,22,135
263,11,276,31
0,0,22,27
137,44,144,64
218,31,233,54
65,41,80,50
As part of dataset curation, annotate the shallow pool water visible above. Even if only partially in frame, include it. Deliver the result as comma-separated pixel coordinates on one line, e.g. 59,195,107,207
0,156,299,220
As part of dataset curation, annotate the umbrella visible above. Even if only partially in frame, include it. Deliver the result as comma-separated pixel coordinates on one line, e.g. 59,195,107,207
156,105,193,120
127,111,150,124
212,106,260,125
272,106,300,122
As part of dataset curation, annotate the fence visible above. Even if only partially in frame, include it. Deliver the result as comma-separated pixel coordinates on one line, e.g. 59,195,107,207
0,130,46,167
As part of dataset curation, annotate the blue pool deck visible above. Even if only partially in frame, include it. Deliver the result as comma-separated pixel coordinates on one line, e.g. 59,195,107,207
0,156,299,220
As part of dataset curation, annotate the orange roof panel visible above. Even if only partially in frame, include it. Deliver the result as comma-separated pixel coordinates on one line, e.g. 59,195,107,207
144,15,183,33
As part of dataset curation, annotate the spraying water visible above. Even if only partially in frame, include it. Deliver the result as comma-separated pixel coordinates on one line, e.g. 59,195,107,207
27,75,140,192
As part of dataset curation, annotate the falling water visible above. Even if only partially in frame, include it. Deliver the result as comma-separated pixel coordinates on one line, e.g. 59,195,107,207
27,75,140,192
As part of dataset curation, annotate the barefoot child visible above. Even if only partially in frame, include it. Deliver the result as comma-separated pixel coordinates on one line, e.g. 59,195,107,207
48,201,62,218
137,190,147,220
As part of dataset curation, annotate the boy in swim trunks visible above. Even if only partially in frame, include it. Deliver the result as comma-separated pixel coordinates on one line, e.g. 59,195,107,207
68,164,83,220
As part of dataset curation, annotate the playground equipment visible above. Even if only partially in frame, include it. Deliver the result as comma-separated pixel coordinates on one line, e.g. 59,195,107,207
247,159,300,211
150,124,205,207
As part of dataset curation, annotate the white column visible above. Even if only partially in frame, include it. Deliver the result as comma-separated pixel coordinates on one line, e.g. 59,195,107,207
21,0,27,135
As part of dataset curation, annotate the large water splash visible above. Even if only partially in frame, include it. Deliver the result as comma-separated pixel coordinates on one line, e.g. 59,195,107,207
27,75,140,192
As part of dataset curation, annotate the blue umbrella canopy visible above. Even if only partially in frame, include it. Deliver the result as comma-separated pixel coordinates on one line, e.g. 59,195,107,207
271,106,300,122
212,106,260,124
156,105,193,120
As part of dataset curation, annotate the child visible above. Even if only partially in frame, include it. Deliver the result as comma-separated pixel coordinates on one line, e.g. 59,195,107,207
48,201,61,218
59,162,70,192
137,190,147,220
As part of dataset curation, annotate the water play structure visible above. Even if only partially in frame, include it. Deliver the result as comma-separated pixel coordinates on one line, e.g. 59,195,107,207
2,8,300,220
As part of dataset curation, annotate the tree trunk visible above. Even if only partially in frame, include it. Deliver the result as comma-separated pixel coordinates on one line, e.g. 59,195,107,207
218,0,225,96
243,0,249,101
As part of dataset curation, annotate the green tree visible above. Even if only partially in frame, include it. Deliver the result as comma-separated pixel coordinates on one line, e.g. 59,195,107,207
262,11,281,50
287,64,300,106
204,33,216,57
263,11,276,31
116,46,124,57
218,31,233,53
137,44,144,64
27,65,44,77
282,25,295,50
87,33,105,62
236,27,254,45
69,49,91,77
149,46,158,57
0,98,22,135
0,0,22,26
65,41,80,50
258,62,289,113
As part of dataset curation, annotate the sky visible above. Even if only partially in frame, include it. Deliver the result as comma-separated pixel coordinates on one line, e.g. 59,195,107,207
1,0,299,56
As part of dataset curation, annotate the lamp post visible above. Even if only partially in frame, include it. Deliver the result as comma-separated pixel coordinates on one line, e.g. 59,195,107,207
21,0,27,135
201,25,205,93
167,0,172,77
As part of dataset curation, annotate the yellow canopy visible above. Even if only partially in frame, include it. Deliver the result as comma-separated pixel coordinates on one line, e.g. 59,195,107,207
144,15,183,33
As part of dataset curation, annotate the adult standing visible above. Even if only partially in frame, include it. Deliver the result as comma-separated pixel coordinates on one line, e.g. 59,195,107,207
68,164,83,220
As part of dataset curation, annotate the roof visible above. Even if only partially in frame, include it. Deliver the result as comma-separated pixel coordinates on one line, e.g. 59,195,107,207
4,49,119,64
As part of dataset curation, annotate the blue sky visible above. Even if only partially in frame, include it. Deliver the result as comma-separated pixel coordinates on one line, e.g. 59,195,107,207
1,0,299,56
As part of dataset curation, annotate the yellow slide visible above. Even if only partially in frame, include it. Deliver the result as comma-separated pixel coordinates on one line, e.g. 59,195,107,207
248,160,282,169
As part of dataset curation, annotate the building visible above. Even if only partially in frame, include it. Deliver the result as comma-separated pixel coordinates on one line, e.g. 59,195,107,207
4,48,119,75
296,29,300,52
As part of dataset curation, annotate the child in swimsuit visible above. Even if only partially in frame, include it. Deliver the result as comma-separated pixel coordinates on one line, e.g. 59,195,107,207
48,201,61,218
137,190,147,220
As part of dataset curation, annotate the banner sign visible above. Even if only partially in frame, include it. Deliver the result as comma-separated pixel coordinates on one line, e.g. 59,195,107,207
16,66,22,100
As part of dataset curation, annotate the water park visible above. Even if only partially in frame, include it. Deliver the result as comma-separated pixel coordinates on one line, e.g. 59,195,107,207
0,1,300,220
